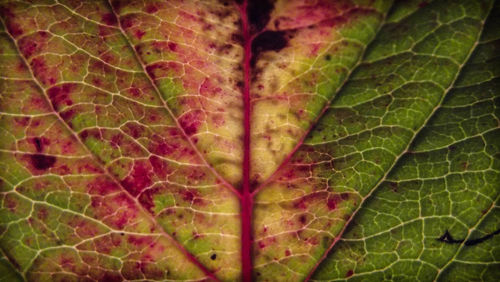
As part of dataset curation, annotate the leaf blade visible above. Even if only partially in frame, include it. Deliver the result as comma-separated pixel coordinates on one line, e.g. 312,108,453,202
311,1,500,279
253,0,495,280
0,1,239,280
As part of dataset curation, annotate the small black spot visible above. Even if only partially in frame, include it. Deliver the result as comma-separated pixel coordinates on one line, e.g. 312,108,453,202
389,182,398,192
217,44,233,54
251,30,288,66
325,54,332,61
120,232,125,236
274,19,281,29
249,178,261,190
248,0,275,32
33,137,43,152
299,214,307,224
210,253,217,260
30,154,56,170
214,10,231,19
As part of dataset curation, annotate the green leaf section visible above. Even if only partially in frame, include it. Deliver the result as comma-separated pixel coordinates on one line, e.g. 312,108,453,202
311,1,500,280
252,0,495,280
439,202,500,281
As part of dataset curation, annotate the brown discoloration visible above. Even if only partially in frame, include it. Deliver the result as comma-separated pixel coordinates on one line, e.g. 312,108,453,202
31,57,59,86
179,110,203,136
138,185,158,213
120,15,137,29
251,30,290,66
247,0,275,33
30,153,56,170
145,4,159,14
122,122,149,139
88,177,121,196
134,29,146,39
200,77,223,97
1,7,24,37
101,13,118,26
31,137,49,152
4,194,18,212
18,31,49,58
419,1,429,8
148,155,171,180
146,62,184,80
48,84,77,110
121,161,154,197
346,269,354,277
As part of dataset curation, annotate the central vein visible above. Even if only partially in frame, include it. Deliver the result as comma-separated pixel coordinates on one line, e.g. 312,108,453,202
240,0,253,281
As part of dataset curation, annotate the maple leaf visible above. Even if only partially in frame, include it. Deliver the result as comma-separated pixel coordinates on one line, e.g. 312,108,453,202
0,0,498,281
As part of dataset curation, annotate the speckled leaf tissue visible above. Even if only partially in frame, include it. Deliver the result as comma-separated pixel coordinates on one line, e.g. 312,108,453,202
0,0,498,281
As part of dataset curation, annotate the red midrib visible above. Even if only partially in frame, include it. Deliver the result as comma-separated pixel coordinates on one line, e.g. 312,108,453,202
240,0,253,281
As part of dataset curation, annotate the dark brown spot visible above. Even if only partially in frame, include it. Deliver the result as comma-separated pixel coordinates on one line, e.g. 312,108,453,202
168,42,177,51
390,182,398,192
120,17,135,29
251,30,288,66
274,19,281,29
30,154,56,170
247,0,275,32
120,161,153,196
101,13,117,25
231,33,243,44
145,4,159,13
299,214,307,224
327,198,336,210
419,1,429,8
48,83,76,110
134,30,146,39
32,137,43,152
346,269,354,277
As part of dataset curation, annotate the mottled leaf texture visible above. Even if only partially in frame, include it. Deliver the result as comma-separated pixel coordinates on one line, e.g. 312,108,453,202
0,0,498,281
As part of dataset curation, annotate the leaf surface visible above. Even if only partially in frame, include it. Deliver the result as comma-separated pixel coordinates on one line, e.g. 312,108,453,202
0,0,498,281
